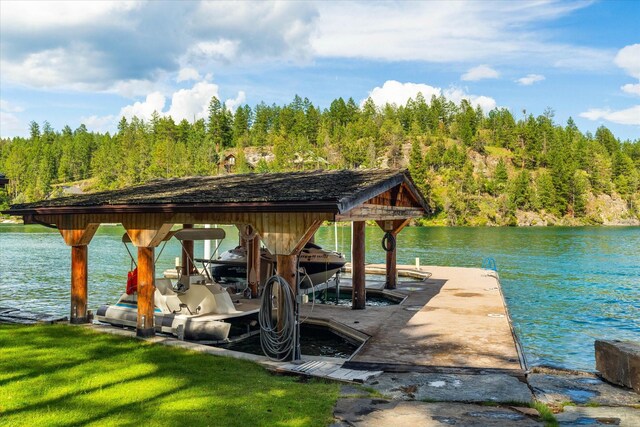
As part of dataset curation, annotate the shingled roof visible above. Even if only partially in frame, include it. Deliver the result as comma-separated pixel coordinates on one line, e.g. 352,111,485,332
6,169,428,215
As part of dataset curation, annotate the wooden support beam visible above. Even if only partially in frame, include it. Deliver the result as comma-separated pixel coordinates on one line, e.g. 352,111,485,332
70,245,88,324
136,246,155,338
122,219,173,248
352,221,366,310
181,224,195,275
376,219,411,290
57,222,99,246
252,213,328,255
247,235,261,298
336,204,424,222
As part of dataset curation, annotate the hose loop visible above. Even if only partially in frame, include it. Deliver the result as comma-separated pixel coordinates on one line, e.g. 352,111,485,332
382,231,396,253
259,275,295,361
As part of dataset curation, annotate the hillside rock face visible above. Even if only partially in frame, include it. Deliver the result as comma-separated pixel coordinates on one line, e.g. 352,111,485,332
587,194,640,225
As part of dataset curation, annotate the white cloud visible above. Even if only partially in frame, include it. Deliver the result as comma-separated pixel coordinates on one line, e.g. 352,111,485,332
614,44,640,98
0,99,24,113
312,1,610,69
108,79,159,98
579,106,640,126
614,44,640,79
516,74,545,86
80,114,116,133
0,111,24,137
0,99,26,137
0,0,614,95
461,65,499,81
621,83,640,96
176,67,201,83
182,40,240,65
119,92,166,121
366,81,440,107
225,91,247,111
364,80,496,112
0,44,109,89
0,1,139,30
85,79,244,130
443,87,497,112
166,81,220,122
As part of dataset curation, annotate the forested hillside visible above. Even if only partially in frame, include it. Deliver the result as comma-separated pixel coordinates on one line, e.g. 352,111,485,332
1,94,639,225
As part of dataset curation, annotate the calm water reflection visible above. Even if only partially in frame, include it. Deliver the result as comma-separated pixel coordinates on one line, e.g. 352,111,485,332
1,224,638,371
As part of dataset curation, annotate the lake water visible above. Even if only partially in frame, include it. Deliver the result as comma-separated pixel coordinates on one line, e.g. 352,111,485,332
1,224,638,371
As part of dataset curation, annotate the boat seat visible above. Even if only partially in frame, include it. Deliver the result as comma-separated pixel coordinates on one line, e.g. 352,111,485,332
155,278,177,296
154,286,183,314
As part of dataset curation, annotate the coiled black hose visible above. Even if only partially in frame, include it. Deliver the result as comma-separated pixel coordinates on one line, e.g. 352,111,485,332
259,275,295,360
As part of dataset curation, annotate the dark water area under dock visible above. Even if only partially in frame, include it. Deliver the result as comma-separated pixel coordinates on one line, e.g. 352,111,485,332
0,224,638,371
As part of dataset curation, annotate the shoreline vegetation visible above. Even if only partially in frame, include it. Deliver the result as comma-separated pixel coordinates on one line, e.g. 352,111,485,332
1,94,638,226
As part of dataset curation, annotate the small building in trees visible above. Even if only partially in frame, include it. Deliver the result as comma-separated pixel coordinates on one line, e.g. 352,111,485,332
222,154,236,173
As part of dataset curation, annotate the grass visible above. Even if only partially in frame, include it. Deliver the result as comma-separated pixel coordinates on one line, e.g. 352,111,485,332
532,401,559,427
0,324,339,427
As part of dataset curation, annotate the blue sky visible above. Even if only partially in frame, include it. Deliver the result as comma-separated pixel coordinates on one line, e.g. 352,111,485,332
1,0,638,140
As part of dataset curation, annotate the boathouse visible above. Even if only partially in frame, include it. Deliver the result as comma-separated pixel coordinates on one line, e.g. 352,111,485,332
5,169,429,343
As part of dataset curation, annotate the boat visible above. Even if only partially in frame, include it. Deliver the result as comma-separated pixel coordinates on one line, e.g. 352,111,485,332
96,228,260,341
96,278,260,340
208,242,346,289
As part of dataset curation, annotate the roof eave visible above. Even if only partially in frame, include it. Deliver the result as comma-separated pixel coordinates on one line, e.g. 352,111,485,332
3,201,341,217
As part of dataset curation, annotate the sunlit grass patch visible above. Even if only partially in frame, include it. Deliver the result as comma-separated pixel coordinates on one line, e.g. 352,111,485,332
0,324,339,427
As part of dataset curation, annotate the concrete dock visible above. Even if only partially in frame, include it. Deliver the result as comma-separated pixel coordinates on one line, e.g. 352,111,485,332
302,265,524,375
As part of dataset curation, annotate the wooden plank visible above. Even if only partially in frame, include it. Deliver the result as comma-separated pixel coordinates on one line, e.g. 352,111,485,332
70,245,89,324
136,246,155,338
352,221,366,310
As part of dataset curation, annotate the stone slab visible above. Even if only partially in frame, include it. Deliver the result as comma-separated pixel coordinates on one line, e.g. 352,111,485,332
529,373,640,407
595,340,640,393
333,398,542,426
556,406,640,427
364,372,533,403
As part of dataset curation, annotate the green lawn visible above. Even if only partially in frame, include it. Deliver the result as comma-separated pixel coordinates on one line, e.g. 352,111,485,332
0,324,339,427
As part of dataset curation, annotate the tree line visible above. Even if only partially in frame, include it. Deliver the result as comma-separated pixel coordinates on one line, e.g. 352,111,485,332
1,94,638,225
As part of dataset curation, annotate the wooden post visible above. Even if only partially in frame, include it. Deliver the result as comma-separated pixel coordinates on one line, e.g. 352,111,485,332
137,246,155,338
247,235,261,297
181,224,195,275
276,254,298,359
122,221,173,338
352,221,366,310
55,220,98,325
70,245,88,323
386,244,397,290
377,219,410,290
